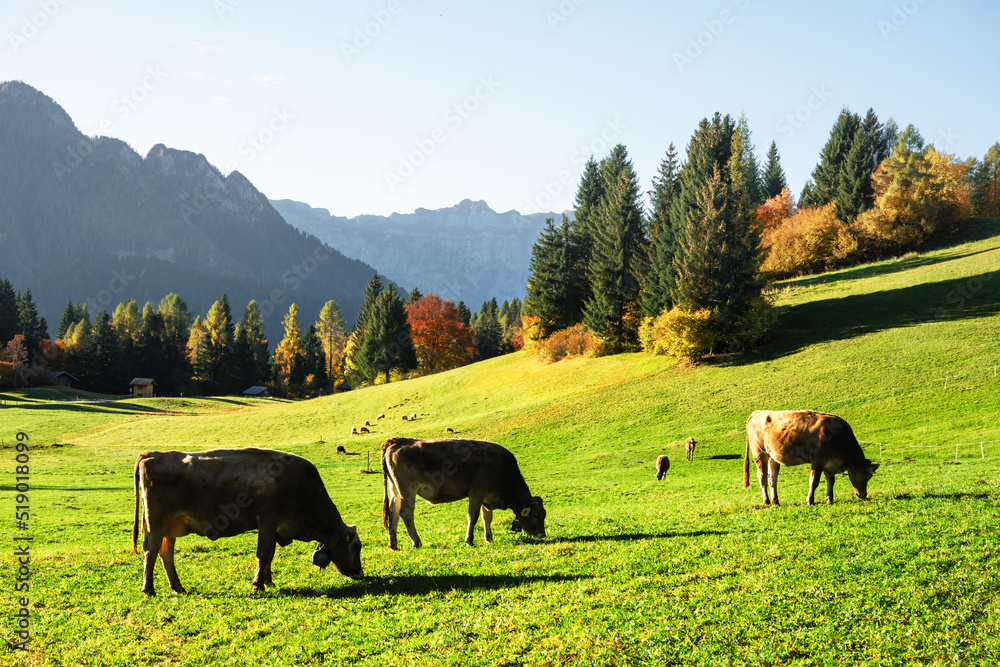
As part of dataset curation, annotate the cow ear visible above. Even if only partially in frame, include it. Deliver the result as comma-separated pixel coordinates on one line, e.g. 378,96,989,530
521,507,531,518
870,463,880,473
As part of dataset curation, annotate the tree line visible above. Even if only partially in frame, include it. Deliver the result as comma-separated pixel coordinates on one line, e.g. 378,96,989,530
524,108,999,360
0,275,522,396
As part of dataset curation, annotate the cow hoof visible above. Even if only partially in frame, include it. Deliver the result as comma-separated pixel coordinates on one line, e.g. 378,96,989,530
411,540,422,549
142,587,155,597
170,585,187,594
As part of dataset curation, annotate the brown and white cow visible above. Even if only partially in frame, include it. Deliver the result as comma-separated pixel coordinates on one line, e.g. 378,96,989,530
381,437,546,549
685,437,697,462
744,410,879,506
654,454,669,480
133,447,363,596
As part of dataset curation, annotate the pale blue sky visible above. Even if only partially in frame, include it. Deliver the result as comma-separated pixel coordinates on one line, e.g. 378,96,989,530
4,0,998,217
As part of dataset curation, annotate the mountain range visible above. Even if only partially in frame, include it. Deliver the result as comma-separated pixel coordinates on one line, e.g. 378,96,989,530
271,198,568,309
0,81,377,343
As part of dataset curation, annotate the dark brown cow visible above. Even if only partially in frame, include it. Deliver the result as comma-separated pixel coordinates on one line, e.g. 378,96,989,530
133,448,363,595
381,437,546,549
744,410,879,506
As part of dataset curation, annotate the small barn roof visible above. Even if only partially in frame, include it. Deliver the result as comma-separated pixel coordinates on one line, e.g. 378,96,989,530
130,377,156,386
242,386,272,396
53,371,80,382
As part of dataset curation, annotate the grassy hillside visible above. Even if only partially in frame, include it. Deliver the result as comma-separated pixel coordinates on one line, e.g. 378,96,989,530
1,220,999,665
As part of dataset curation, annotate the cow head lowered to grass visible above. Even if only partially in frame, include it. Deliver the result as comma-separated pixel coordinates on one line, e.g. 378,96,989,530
380,437,547,549
744,410,880,506
133,447,363,596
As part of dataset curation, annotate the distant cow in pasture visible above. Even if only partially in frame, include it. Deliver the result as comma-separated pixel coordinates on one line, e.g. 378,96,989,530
654,455,670,480
336,445,347,454
401,414,408,421
351,427,358,436
744,410,880,506
364,420,371,427
360,427,370,434
377,413,385,420
685,437,697,462
445,427,454,434
381,437,546,549
410,413,417,421
133,448,363,595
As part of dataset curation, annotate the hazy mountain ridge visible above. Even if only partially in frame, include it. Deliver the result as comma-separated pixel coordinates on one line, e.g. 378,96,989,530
0,81,377,341
272,198,571,308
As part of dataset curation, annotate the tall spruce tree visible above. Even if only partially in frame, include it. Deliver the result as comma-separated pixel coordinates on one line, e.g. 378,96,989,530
58,301,83,340
836,127,876,222
358,283,416,383
736,113,764,207
524,216,576,337
343,274,383,385
762,141,788,199
584,144,646,351
804,108,861,208
567,157,604,320
235,300,269,388
670,113,764,351
16,288,47,354
641,143,682,318
862,108,891,168
0,279,18,346
472,299,504,360
92,310,123,393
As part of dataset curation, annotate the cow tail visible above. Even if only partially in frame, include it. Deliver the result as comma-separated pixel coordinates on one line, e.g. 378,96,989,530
743,433,751,488
381,447,390,532
132,455,142,555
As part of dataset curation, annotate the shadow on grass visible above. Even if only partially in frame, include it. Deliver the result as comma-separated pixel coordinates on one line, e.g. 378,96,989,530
892,491,994,502
554,529,725,544
268,573,592,599
737,269,1000,362
707,454,742,461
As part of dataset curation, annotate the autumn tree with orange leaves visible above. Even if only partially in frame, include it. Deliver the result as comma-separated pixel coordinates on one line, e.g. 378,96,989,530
405,294,475,375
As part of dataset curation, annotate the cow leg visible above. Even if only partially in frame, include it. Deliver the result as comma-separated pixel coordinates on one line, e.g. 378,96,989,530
159,536,186,594
482,506,493,544
465,496,484,546
768,459,781,507
253,521,277,592
399,494,422,549
824,470,836,504
141,529,164,596
755,458,771,505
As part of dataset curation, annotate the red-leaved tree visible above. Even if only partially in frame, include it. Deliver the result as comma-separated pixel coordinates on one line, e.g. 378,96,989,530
405,294,475,375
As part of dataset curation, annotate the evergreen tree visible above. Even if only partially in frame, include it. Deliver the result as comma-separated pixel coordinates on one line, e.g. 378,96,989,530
407,288,423,305
524,216,575,337
736,113,764,207
836,127,876,222
16,288,47,354
805,109,861,208
882,118,900,161
670,113,764,351
155,294,193,395
641,143,682,318
137,303,168,391
762,141,788,199
472,299,504,360
799,180,815,208
358,283,416,383
457,301,472,327
584,145,646,351
343,274,383,384
92,310,123,393
201,296,236,394
567,157,604,319
862,108,891,168
971,142,1000,217
235,300,269,388
0,279,18,346
58,301,83,340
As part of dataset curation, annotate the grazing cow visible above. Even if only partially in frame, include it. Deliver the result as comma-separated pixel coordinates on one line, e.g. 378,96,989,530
744,410,880,506
336,445,346,454
133,448,363,596
685,437,697,462
381,437,546,549
410,413,417,421
401,414,408,421
359,427,370,434
377,413,385,420
364,420,371,427
351,427,358,436
654,455,669,480
445,427,454,434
